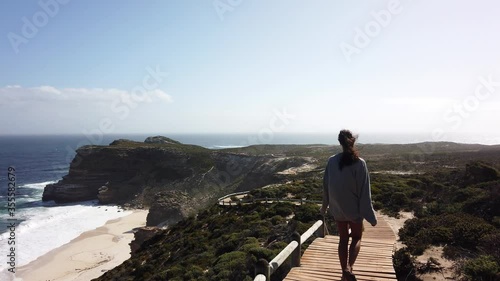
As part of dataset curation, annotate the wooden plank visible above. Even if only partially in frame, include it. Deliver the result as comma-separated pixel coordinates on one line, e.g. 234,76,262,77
284,267,397,281
302,255,394,262
304,248,394,255
304,249,394,257
296,267,396,276
306,246,393,252
284,268,396,280
284,213,398,281
307,243,394,249
303,255,394,261
303,249,393,256
297,268,396,279
299,263,395,272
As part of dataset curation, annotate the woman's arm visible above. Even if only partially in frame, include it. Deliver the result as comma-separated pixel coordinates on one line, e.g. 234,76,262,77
358,160,377,226
320,163,329,215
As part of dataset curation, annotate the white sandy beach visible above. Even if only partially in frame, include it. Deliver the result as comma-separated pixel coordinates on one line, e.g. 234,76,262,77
14,210,148,281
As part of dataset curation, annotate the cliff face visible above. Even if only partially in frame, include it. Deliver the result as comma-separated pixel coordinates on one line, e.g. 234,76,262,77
42,140,199,204
42,137,317,225
146,191,194,227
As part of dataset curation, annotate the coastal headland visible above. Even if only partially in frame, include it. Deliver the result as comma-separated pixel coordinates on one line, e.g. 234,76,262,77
19,136,500,280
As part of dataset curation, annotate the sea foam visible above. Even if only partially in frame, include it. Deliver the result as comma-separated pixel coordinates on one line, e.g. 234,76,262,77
0,182,131,275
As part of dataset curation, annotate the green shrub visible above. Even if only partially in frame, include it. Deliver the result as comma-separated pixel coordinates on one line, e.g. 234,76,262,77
465,161,500,183
461,185,500,223
404,237,428,256
183,265,205,279
451,219,496,249
249,224,272,238
271,215,285,225
240,243,260,253
435,225,455,242
443,245,463,260
212,251,249,281
391,192,410,208
269,241,288,251
164,265,183,279
215,233,240,255
273,203,295,217
462,255,499,281
295,221,311,235
393,248,419,281
248,247,275,260
243,211,261,222
406,179,424,188
479,233,500,264
399,213,496,253
399,218,426,241
294,203,321,222
243,237,259,245
493,217,500,227
373,201,383,210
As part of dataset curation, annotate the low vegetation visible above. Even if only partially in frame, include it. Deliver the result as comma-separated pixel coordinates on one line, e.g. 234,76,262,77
391,161,500,280
97,202,326,281
95,143,500,281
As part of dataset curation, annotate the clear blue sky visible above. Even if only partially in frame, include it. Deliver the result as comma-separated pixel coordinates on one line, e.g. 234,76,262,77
1,0,499,143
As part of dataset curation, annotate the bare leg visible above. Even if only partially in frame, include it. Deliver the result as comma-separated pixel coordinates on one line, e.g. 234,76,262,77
336,221,350,275
347,221,363,272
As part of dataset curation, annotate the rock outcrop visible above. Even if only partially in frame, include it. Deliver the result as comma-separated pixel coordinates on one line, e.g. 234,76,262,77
146,191,195,226
43,139,199,203
130,227,162,254
144,136,181,144
42,137,318,225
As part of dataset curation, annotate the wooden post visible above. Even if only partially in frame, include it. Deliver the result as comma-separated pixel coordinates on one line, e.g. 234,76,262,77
315,220,325,238
255,259,271,281
291,232,301,267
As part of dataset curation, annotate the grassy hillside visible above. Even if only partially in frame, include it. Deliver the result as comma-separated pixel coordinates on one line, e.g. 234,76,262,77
97,202,328,281
393,162,500,281
95,142,500,281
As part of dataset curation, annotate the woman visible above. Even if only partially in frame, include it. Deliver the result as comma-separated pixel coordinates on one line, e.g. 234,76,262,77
320,129,377,281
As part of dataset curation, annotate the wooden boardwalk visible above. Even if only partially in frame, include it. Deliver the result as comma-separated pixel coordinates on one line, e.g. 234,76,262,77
284,214,397,281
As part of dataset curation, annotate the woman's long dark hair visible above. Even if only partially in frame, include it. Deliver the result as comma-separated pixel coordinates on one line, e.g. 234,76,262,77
338,129,359,170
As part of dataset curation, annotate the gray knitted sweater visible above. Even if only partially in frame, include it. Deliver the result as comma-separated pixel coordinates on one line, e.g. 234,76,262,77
322,153,377,225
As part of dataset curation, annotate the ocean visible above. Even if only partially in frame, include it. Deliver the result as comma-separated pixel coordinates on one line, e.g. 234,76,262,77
0,132,498,275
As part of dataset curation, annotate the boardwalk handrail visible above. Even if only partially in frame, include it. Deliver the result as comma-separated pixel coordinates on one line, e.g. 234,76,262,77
217,190,250,202
254,219,325,281
269,241,299,272
218,190,322,206
254,274,266,281
300,220,324,243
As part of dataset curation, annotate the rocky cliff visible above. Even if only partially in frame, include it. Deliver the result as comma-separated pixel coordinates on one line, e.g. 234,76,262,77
42,136,317,225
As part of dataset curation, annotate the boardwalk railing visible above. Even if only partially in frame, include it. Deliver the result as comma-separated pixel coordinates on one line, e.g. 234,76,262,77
254,220,325,281
218,191,322,206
